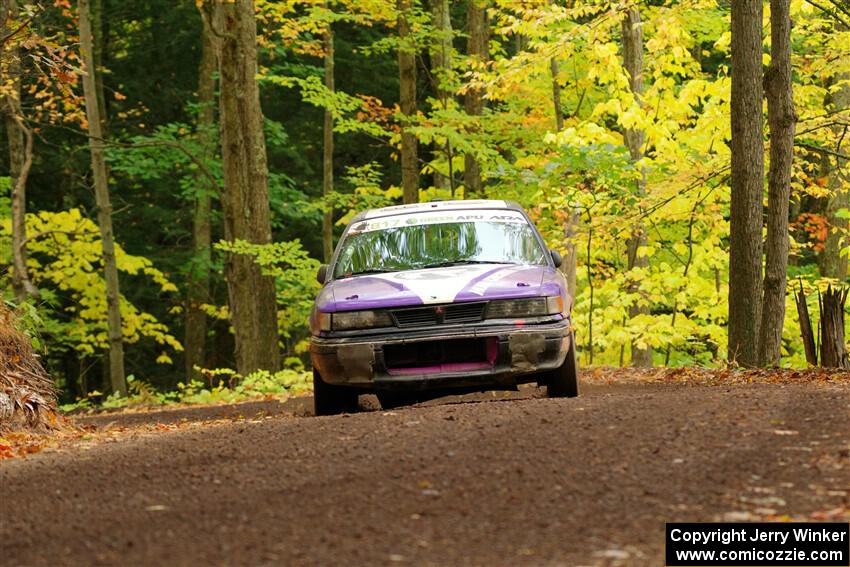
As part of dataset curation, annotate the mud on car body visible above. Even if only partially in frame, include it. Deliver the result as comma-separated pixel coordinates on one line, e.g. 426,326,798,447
309,199,579,415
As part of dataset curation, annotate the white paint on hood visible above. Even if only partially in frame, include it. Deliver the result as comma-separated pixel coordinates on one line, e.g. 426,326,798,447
371,264,530,305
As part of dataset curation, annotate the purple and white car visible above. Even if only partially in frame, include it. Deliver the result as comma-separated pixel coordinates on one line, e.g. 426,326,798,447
309,199,578,415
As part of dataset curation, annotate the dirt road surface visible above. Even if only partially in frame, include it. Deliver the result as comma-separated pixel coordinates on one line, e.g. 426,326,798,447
2,381,849,566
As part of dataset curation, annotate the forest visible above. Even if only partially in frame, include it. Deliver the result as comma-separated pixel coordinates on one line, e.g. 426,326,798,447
1,0,849,406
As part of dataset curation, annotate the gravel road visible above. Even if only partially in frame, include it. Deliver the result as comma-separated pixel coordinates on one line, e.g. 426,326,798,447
2,381,849,566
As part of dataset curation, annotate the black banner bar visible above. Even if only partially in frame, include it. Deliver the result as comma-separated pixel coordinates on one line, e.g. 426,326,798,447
666,522,849,566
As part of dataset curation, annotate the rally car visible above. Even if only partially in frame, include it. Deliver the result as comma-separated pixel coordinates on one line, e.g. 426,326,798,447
309,199,578,415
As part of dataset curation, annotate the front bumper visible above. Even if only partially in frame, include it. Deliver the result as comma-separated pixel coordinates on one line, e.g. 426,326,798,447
310,319,571,391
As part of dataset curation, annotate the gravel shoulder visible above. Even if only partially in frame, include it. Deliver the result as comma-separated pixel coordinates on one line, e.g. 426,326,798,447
2,380,849,566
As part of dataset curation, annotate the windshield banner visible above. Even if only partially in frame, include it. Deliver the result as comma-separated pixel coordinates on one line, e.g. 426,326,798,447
350,210,528,234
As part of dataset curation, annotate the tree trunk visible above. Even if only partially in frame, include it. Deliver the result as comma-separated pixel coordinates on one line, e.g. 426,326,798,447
322,11,334,262
214,0,280,375
758,0,796,367
2,0,38,301
728,0,764,367
397,0,418,204
561,210,578,299
794,281,817,365
185,5,218,380
92,0,108,133
621,8,652,367
550,55,578,300
514,33,527,55
79,0,127,396
430,0,452,192
820,181,849,280
464,0,488,199
550,57,564,132
818,286,849,368
818,74,850,281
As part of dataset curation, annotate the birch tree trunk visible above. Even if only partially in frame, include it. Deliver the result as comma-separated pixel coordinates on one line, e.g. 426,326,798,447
728,0,765,367
621,8,652,367
79,0,127,396
397,0,418,204
2,0,37,300
215,0,280,374
464,0,488,198
322,12,335,262
185,5,218,379
430,0,452,192
758,0,796,367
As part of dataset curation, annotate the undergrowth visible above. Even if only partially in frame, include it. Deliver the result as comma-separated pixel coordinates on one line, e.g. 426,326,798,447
60,363,312,413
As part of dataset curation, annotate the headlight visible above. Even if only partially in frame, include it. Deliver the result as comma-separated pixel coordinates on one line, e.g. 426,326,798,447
331,310,394,331
317,312,332,332
546,295,565,315
486,296,563,319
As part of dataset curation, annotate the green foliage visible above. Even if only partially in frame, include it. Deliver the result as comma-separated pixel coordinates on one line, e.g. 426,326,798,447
173,368,312,405
0,209,182,361
0,178,10,213
264,74,393,138
60,367,312,412
331,163,401,225
106,121,222,201
4,299,47,352
216,238,321,352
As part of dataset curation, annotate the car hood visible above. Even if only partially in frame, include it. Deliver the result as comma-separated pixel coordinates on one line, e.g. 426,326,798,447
316,264,564,312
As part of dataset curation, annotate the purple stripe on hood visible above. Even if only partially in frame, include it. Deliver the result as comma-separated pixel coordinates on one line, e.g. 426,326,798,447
315,276,423,312
454,265,546,302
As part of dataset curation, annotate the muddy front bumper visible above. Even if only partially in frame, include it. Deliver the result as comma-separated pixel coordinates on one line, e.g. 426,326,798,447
310,319,571,391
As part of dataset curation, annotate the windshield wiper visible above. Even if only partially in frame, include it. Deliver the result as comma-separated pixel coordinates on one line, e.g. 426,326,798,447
416,260,521,269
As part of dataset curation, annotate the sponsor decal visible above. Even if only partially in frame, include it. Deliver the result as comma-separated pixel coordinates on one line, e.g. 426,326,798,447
361,200,507,219
351,209,527,234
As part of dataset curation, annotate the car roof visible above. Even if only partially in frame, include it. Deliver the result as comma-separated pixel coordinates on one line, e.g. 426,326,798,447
353,199,525,222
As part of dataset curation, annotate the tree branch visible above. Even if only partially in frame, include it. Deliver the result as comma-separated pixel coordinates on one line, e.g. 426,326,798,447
0,12,36,47
824,0,850,22
105,138,221,191
4,95,40,299
796,140,850,161
18,228,99,251
796,120,850,137
803,0,850,28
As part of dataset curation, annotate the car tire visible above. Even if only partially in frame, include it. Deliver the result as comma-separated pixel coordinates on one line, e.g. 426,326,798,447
546,331,579,398
313,370,360,416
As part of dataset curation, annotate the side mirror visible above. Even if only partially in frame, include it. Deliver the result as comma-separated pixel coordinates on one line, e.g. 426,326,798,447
550,249,563,268
316,264,329,284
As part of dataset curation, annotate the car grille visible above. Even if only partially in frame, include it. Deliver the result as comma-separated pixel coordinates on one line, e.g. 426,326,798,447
391,302,486,327
392,307,437,327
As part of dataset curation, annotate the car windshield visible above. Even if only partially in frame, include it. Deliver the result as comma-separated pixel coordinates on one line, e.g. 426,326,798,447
333,210,547,278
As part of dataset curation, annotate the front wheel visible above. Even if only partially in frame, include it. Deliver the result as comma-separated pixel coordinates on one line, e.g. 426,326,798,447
546,332,579,398
313,370,360,416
